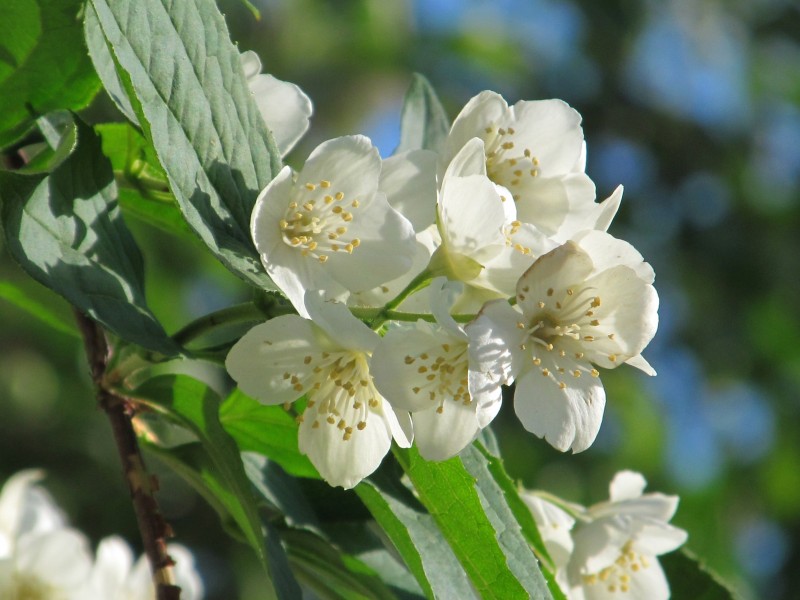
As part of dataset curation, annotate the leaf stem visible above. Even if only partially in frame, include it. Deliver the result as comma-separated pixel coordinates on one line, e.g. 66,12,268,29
171,302,267,347
74,310,181,600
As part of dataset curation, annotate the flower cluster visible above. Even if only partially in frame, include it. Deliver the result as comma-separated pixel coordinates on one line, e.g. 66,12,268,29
522,471,688,600
0,470,203,600
226,79,659,488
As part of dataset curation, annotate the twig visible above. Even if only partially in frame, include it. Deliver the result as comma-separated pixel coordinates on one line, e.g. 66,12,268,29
74,310,181,600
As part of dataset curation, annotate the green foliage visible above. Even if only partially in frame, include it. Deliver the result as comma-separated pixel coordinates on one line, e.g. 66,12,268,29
0,0,100,149
133,374,295,599
662,550,739,600
220,389,319,479
357,467,478,599
395,446,554,599
86,0,282,290
0,117,175,354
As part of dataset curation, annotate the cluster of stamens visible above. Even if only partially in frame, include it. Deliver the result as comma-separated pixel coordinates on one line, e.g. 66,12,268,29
483,125,541,202
404,342,471,414
504,219,534,256
279,178,362,263
516,284,614,390
581,542,650,594
284,351,379,441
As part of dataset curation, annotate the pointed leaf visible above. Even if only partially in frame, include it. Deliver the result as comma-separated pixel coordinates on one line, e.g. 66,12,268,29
396,74,450,155
0,117,176,354
661,550,737,600
357,466,478,599
395,446,554,599
86,0,282,289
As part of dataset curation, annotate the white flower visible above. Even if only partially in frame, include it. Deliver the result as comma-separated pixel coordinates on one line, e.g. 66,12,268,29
525,471,688,600
431,139,553,311
0,470,65,557
226,293,412,488
467,235,658,452
251,135,417,317
88,536,203,600
0,529,94,600
371,279,501,460
441,91,619,241
240,50,312,157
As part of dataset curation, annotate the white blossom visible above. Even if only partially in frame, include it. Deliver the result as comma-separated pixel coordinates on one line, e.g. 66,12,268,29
430,139,553,311
524,471,687,600
371,279,501,460
0,471,93,600
240,50,312,157
441,91,619,241
226,293,412,488
87,536,203,600
251,135,417,316
467,235,658,452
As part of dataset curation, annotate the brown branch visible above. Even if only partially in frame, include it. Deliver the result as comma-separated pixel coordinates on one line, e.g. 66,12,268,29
74,310,181,600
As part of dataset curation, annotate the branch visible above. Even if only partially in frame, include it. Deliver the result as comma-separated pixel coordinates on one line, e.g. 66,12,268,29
74,310,181,600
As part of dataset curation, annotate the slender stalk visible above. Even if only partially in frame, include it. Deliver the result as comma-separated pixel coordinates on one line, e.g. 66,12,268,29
75,310,181,600
171,302,266,347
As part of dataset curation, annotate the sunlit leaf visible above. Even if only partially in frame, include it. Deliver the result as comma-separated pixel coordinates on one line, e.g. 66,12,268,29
395,446,554,599
86,0,282,289
357,464,478,599
220,389,319,480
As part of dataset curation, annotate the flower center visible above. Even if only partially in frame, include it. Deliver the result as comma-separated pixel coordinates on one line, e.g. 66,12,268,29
405,342,471,413
483,125,541,202
581,542,652,594
292,352,380,441
516,285,605,388
279,179,362,264
8,574,56,600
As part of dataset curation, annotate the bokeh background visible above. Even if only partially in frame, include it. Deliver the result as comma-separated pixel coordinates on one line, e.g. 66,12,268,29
2,0,799,597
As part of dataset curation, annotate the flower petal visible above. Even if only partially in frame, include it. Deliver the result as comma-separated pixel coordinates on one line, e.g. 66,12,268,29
298,402,392,489
412,399,480,461
248,72,313,156
609,470,647,502
508,99,585,174
225,316,326,405
522,493,576,569
512,355,606,452
380,149,438,232
305,293,379,354
301,135,381,202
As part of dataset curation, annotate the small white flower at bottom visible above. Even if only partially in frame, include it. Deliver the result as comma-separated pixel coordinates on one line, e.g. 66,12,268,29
226,294,412,488
524,471,687,600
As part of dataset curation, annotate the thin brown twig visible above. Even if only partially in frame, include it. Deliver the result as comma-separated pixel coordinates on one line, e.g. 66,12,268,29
74,310,181,600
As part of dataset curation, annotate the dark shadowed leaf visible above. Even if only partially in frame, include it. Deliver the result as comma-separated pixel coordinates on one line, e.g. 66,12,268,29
0,118,176,353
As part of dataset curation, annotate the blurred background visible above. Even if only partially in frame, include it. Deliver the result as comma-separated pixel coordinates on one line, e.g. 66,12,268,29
2,0,799,597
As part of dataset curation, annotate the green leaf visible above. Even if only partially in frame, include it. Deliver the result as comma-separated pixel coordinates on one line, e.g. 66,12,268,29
0,281,78,338
86,0,282,290
0,0,100,149
242,452,321,532
133,374,296,599
282,529,401,600
13,112,79,175
661,550,738,600
95,123,197,240
220,389,320,479
395,446,554,600
0,117,176,354
396,74,450,155
357,465,478,599
464,443,565,600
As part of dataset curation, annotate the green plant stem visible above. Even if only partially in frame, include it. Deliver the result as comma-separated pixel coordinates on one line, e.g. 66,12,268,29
171,302,266,347
349,307,476,325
